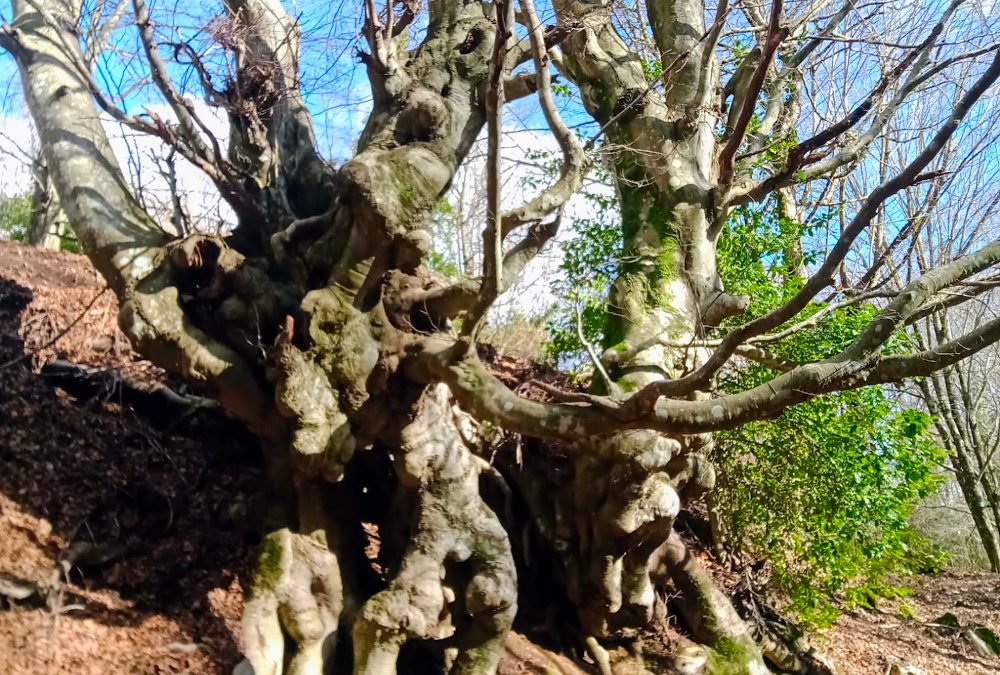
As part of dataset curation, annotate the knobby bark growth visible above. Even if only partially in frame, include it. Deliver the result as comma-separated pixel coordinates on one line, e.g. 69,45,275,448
4,0,1000,672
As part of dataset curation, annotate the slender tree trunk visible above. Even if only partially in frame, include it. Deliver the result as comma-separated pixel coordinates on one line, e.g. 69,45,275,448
917,375,1000,572
28,157,68,250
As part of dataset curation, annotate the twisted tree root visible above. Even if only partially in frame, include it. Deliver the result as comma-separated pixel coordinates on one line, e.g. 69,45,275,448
243,527,343,675
353,384,517,674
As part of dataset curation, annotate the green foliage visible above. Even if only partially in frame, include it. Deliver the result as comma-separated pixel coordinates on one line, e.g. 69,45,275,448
716,202,818,315
0,192,77,251
545,192,948,626
425,251,461,278
714,201,947,627
727,37,752,62
520,149,557,191
59,235,80,254
641,58,663,84
0,192,32,241
425,198,466,279
544,180,622,371
715,385,945,626
551,82,572,98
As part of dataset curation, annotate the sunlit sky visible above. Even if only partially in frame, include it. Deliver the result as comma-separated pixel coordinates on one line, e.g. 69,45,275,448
2,0,1000,318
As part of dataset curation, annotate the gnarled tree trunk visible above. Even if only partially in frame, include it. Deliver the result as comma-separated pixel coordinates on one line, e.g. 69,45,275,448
6,0,1000,672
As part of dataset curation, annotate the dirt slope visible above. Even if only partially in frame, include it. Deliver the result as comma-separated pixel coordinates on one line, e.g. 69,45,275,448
0,240,998,674
821,571,1000,674
0,241,260,674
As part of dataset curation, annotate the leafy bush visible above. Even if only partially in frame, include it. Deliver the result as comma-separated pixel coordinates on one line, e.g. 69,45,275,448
715,202,947,626
715,387,945,625
0,193,32,241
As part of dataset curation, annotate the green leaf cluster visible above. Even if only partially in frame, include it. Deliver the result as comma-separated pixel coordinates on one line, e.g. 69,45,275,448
714,202,947,626
0,192,32,242
715,384,945,626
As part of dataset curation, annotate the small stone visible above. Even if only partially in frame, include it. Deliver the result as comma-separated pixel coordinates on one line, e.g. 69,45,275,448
167,642,201,653
672,645,708,674
0,574,39,601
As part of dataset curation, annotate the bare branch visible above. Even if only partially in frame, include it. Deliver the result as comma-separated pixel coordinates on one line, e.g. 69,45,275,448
501,0,586,238
132,0,235,187
459,0,584,330
718,0,788,187
730,0,969,203
462,0,514,336
615,47,1000,420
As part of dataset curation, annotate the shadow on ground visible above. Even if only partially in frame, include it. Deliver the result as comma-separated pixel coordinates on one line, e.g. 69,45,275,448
0,262,265,674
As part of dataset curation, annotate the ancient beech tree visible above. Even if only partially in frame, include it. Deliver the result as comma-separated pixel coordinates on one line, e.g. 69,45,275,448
4,0,1000,671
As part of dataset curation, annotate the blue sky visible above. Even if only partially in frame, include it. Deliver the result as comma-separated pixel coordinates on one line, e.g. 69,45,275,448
2,0,1000,271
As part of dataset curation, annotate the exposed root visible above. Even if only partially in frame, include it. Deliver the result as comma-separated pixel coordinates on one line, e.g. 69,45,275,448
353,384,517,674
657,532,769,674
585,635,614,675
243,527,343,675
499,633,591,674
733,589,836,674
512,430,684,637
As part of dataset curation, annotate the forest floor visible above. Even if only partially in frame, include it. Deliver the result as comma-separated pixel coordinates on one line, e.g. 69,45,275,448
0,239,997,675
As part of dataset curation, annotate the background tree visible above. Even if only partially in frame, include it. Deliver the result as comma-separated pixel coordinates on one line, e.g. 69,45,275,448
911,311,1000,572
27,154,71,249
0,143,69,248
4,0,1000,673
904,194,1000,572
0,190,30,242
841,92,1000,574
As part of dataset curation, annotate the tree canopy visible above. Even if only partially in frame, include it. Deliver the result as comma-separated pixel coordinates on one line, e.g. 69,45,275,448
3,0,1000,672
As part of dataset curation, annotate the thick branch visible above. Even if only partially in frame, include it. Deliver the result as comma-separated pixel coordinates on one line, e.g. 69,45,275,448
616,47,1000,419
464,0,514,334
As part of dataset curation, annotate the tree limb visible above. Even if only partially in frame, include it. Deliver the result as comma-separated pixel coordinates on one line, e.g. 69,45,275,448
718,0,788,187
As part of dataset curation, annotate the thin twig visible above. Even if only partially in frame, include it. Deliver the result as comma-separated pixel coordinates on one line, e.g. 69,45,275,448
575,299,620,395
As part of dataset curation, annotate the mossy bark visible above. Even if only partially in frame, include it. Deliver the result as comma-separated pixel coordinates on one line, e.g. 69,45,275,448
10,0,779,672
